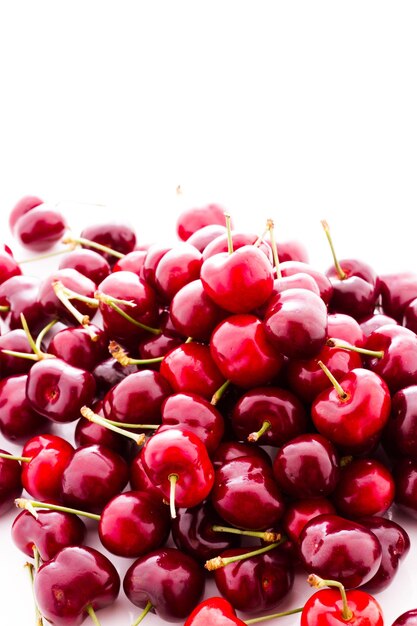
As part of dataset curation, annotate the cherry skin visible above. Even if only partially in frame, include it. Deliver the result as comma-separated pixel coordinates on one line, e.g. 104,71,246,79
365,325,417,394
298,514,382,588
326,258,380,320
171,500,239,563
0,450,22,515
392,610,417,626
384,385,417,459
0,374,47,442
202,231,272,264
26,358,96,423
231,386,307,446
21,434,74,501
160,342,225,401
201,245,274,313
187,224,227,252
130,449,167,504
184,597,246,626
138,328,183,360
48,325,108,370
262,272,321,314
14,205,67,251
211,454,285,530
12,508,86,561
61,444,129,514
280,260,333,304
273,434,340,499
154,243,203,302
282,498,336,543
170,279,227,341
213,544,294,614
211,441,272,472
360,312,398,337
124,547,205,621
142,243,173,290
161,392,225,454
0,275,43,332
38,268,97,324
300,587,383,626
112,249,147,275
0,329,35,377
59,248,111,284
92,357,139,398
142,427,215,510
74,401,129,456
277,239,309,263
311,368,391,454
103,369,172,425
263,288,328,359
176,202,228,240
9,194,43,232
327,313,365,346
359,516,410,593
210,314,284,388
332,458,395,518
379,271,417,321
394,458,417,519
98,490,171,558
80,221,136,260
34,545,120,626
0,249,22,286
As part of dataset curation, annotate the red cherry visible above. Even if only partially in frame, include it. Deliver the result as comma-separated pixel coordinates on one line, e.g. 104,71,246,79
0,275,43,331
48,325,108,370
187,224,227,252
301,583,383,626
327,313,365,346
0,374,47,442
176,203,228,240
211,440,272,472
365,325,417,394
0,250,22,286
9,195,43,232
0,329,35,377
379,271,417,321
392,610,417,626
202,231,272,263
112,249,147,275
185,596,246,626
280,260,333,304
170,279,227,341
282,498,336,543
154,243,203,302
38,268,97,324
21,434,74,501
15,205,67,251
142,243,173,290
80,221,136,260
0,450,22,515
59,248,111,284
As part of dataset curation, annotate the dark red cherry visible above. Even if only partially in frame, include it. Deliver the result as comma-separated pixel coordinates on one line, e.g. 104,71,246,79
98,490,171,558
365,325,417,393
0,329,36,377
80,221,136,260
177,203,227,240
187,224,227,252
210,314,284,388
124,547,205,621
142,243,173,290
130,449,166,503
359,516,410,593
211,455,285,530
0,450,22,515
74,401,129,456
0,375,47,442
9,195,43,232
231,386,307,446
21,434,74,501
280,261,333,304
38,268,97,323
171,500,239,563
299,514,382,588
92,357,139,398
394,458,417,518
170,279,227,341
0,275,43,331
0,250,22,285
392,610,417,626
14,205,67,251
211,441,272,472
112,249,147,275
384,385,417,459
379,271,417,321
59,248,111,284
61,444,129,514
12,508,86,561
213,544,294,614
138,329,183,360
282,497,336,543
48,325,108,370
332,458,395,518
155,243,203,302
326,258,380,319
263,288,328,359
273,434,340,499
26,358,96,423
34,546,120,626
103,369,171,426
161,392,224,454
160,342,225,401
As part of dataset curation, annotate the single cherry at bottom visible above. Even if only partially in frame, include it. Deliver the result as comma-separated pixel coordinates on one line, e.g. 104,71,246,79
392,610,417,625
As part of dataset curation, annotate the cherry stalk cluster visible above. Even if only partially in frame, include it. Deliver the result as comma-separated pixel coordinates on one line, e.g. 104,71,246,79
1,195,417,626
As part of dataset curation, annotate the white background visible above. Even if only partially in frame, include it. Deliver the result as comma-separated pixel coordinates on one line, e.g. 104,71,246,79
1,2,417,625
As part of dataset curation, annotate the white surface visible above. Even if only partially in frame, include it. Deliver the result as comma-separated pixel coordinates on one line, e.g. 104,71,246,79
1,2,417,625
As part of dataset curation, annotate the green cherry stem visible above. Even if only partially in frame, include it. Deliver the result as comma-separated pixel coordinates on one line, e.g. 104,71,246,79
0,304,10,312
108,340,164,366
52,281,96,333
205,540,283,571
326,338,384,359
168,473,179,520
15,498,101,522
86,604,102,626
95,295,162,336
317,360,349,401
211,525,281,543
321,220,346,280
308,574,353,621
244,607,304,624
247,420,271,443
17,246,76,265
35,319,58,352
0,452,31,463
33,545,41,571
211,379,231,405
101,417,159,430
80,406,146,446
267,218,282,279
131,600,153,626
24,562,44,626
225,213,234,255
62,235,125,260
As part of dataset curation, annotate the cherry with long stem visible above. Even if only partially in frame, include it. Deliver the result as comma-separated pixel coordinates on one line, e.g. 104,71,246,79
211,525,281,543
267,218,282,279
205,540,284,571
326,338,384,359
80,406,146,446
321,220,346,280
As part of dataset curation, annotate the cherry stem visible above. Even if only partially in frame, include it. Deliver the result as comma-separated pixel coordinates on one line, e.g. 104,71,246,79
100,417,159,430
0,304,10,312
340,455,353,468
80,406,146,446
62,235,125,260
0,452,31,463
24,562,44,626
267,218,282,280
131,600,153,626
211,379,231,405
35,319,58,352
15,497,101,522
244,607,304,624
168,473,178,519
225,213,234,255
55,282,99,308
248,420,271,443
18,246,75,265
108,340,163,366
96,295,162,336
33,545,41,571
308,574,353,621
86,604,102,626
205,540,283,571
321,220,346,280
211,525,281,543
317,360,348,401
326,338,384,359
52,281,96,333
253,226,269,248
0,350,40,361
21,313,45,359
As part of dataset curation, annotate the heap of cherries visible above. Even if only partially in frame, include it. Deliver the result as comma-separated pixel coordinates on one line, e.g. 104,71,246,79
2,195,417,625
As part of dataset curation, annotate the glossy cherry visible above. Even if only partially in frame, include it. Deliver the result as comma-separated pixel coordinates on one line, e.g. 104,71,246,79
211,441,272,472
379,271,417,321
48,325,108,370
282,498,336,543
124,547,205,621
392,610,417,626
365,325,417,393
21,434,74,501
112,249,147,275
202,231,272,263
184,597,246,626
177,203,228,240
130,449,167,503
280,260,333,304
0,374,47,442
34,545,120,626
0,329,35,377
154,243,203,302
0,275,43,331
37,268,97,324
384,385,417,459
326,257,380,319
59,248,111,284
142,243,173,290
170,279,227,341
360,312,398,337
14,205,67,251
80,221,136,260
74,402,129,456
327,313,365,346
394,458,417,519
187,224,227,251
9,194,43,232
0,249,22,285
0,450,22,515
